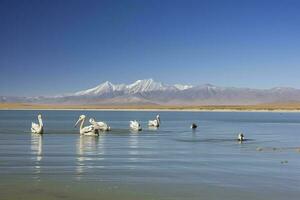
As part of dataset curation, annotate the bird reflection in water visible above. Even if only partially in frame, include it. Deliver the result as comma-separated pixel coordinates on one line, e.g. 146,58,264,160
30,134,43,179
128,132,140,167
148,126,158,131
76,136,102,180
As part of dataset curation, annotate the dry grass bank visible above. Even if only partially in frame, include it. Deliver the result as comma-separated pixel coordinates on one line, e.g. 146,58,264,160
1,102,300,111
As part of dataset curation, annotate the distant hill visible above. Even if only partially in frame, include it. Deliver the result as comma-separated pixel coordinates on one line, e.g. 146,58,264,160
2,79,300,105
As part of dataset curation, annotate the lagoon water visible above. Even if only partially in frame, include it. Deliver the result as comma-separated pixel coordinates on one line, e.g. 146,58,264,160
0,110,299,200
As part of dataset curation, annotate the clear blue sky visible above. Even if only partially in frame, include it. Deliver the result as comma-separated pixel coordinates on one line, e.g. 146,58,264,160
1,0,300,96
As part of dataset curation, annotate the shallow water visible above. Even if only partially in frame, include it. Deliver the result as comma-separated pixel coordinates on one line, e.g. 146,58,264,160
0,110,299,200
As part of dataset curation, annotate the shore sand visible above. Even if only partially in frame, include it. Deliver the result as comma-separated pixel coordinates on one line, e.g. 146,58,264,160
1,103,300,112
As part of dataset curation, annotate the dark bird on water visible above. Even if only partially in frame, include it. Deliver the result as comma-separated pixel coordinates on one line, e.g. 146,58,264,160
191,123,197,129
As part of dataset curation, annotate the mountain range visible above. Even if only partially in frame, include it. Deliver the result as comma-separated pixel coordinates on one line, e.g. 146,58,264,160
1,79,300,105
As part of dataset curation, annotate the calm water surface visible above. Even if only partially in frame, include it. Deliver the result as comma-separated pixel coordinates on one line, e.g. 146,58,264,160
0,110,299,200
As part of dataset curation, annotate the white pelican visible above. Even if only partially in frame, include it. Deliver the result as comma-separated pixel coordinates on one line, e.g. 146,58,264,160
191,123,197,129
148,114,160,127
130,120,142,131
238,133,245,142
75,115,99,136
89,118,111,131
31,114,44,134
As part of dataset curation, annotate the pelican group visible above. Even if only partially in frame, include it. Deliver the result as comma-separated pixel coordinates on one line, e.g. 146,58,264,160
31,114,43,134
30,114,249,142
75,115,99,136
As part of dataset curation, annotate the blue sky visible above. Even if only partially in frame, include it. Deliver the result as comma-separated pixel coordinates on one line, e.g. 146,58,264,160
1,0,300,96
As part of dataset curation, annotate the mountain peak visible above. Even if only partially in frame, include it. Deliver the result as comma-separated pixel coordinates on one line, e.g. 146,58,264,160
102,81,112,85
74,81,115,96
133,78,154,84
100,81,114,88
127,79,165,93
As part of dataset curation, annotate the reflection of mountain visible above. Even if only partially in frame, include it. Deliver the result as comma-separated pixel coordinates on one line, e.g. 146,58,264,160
3,79,300,105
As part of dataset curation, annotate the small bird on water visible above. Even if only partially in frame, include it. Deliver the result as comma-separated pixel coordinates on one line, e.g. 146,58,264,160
191,123,197,129
238,133,245,142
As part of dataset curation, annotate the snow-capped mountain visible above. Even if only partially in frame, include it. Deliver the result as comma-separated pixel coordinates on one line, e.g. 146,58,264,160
74,81,125,96
127,79,171,93
2,79,300,105
72,79,192,96
174,84,193,90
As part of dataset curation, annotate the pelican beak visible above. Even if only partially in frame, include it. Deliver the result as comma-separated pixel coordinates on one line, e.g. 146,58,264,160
75,118,81,127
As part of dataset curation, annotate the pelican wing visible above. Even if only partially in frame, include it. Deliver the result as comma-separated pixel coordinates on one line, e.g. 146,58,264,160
82,125,99,136
130,121,141,130
130,121,136,126
31,122,40,131
148,119,159,127
96,121,107,127
90,120,109,130
148,120,154,126
92,121,104,127
81,125,94,133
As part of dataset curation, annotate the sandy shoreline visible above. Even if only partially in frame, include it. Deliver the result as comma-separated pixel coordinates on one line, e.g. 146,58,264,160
1,103,300,112
1,108,300,112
